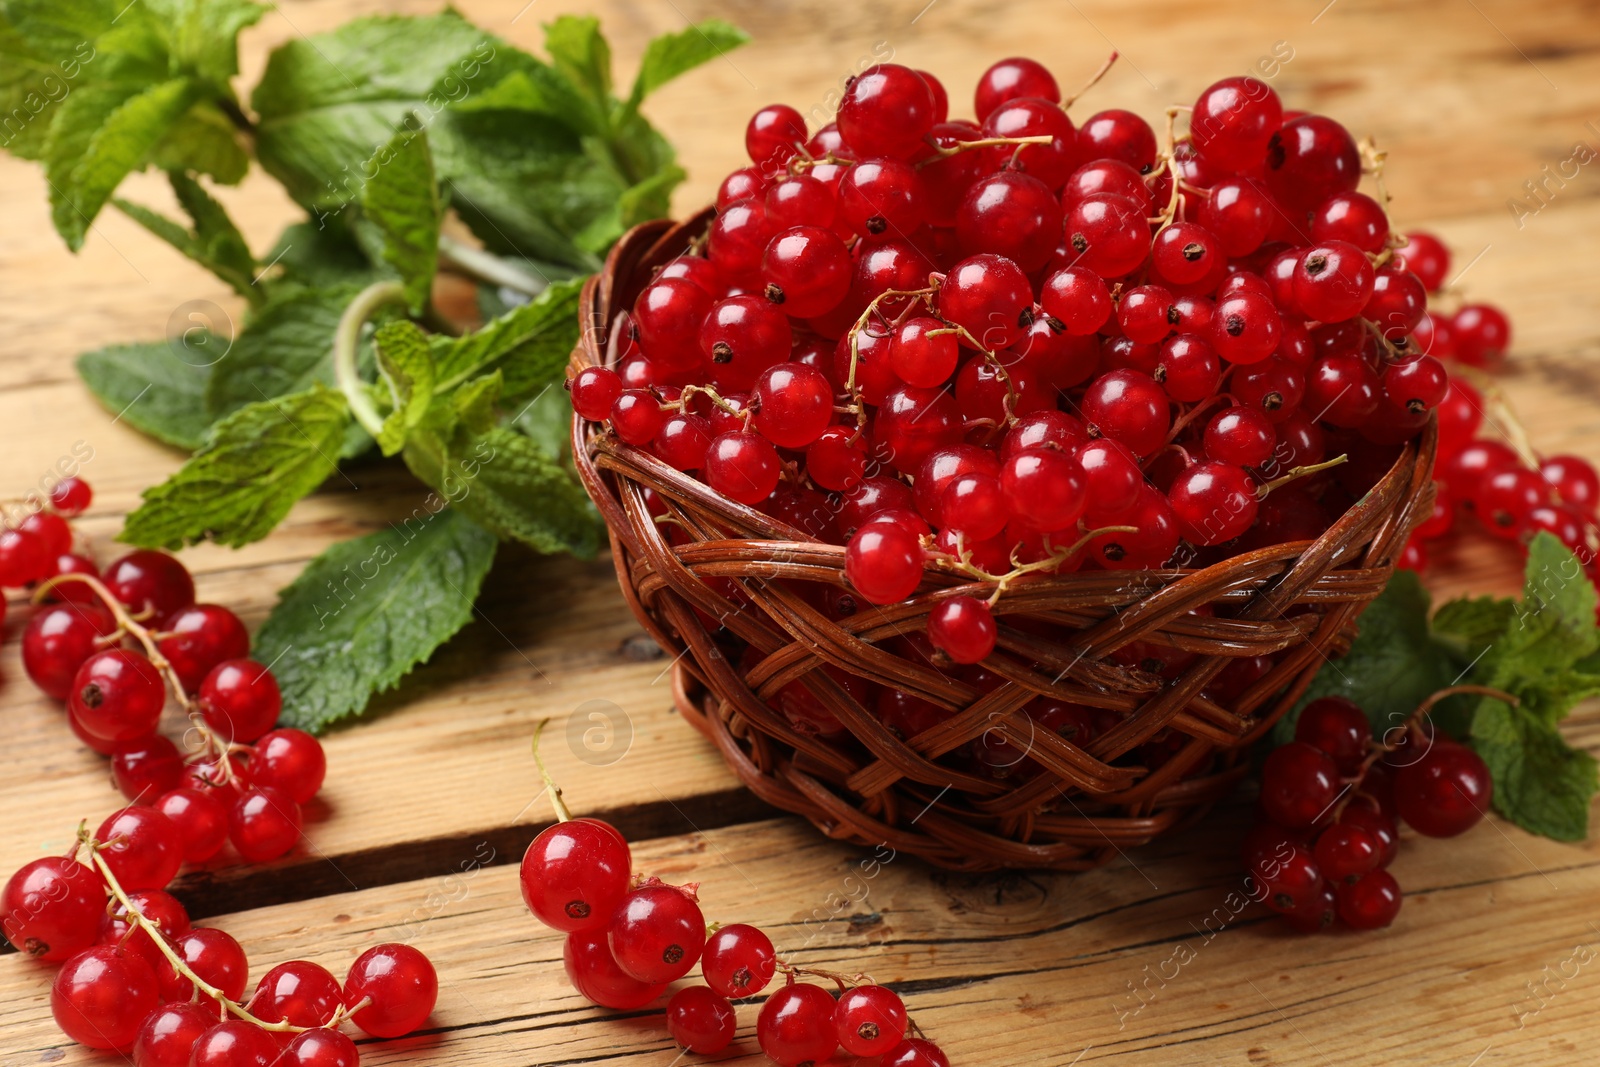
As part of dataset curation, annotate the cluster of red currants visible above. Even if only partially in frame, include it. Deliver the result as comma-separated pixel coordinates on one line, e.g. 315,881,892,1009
569,55,1509,667
6,825,435,1064
1242,691,1494,933
519,728,949,1065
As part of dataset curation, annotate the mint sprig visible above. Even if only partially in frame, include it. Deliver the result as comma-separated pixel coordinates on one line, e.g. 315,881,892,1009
2,2,747,730
1283,532,1600,841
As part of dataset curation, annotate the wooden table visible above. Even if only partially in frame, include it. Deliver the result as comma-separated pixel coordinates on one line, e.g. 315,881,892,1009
4,0,1599,1063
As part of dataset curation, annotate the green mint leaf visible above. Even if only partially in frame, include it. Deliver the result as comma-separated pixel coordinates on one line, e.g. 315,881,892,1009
449,371,502,435
0,14,101,161
4,1,118,63
1503,531,1600,668
254,508,497,733
512,380,573,460
205,284,367,417
122,384,350,549
251,12,498,209
403,422,600,557
263,219,382,290
76,340,213,450
1276,570,1468,743
46,76,198,250
434,277,582,401
360,124,441,314
149,102,249,184
372,320,435,456
1432,594,1518,651
161,0,268,90
626,20,749,111
113,171,257,302
1471,695,1598,841
542,15,611,125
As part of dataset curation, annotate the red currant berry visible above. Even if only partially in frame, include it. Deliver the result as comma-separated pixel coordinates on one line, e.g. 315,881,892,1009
806,427,867,491
1190,76,1282,170
197,659,281,742
1282,880,1338,934
1257,842,1323,913
1082,369,1170,457
565,926,666,1009
228,786,302,863
248,728,326,804
1394,231,1450,290
928,596,997,664
839,64,938,160
1540,455,1600,514
757,981,840,1066
1209,290,1282,365
189,1020,282,1067
654,413,713,471
154,788,230,863
1260,741,1340,828
1204,407,1276,467
974,56,1059,120
1394,739,1493,837
1169,461,1258,545
1079,108,1157,172
701,294,791,392
956,172,1063,272
51,945,159,1050
111,735,185,803
667,986,738,1054
1151,223,1224,288
766,174,838,229
702,923,776,998
1340,806,1399,867
1476,467,1550,537
1199,179,1271,256
838,476,917,536
1314,823,1381,883
570,366,623,421
103,550,195,619
1265,114,1361,215
1074,438,1143,516
938,253,1033,351
1305,353,1380,428
50,476,93,516
1294,696,1371,775
709,197,775,279
20,510,72,557
0,526,49,586
157,926,249,1006
611,389,668,446
1039,265,1112,336
635,278,715,371
344,942,438,1037
704,431,782,506
22,602,117,700
1064,193,1151,278
1,856,106,960
890,316,960,388
762,226,852,318
1117,284,1175,345
1311,191,1389,252
69,648,165,745
839,157,926,237
1452,303,1512,366
157,603,250,693
873,385,964,475
746,103,807,168
134,1001,212,1067
94,806,183,891
1087,486,1181,569
1293,241,1375,323
981,96,1078,189
836,984,908,1056
1000,448,1088,531
1336,868,1402,929
718,166,769,209
285,1028,361,1067
246,959,342,1027
609,883,705,984
520,817,630,932
885,1038,953,1067
754,362,834,449
42,551,101,604
846,521,925,605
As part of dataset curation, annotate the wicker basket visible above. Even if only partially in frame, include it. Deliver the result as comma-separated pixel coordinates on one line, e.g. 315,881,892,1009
570,214,1437,872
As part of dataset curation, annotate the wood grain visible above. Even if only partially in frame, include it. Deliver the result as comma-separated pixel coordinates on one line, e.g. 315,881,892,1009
2,0,1599,1062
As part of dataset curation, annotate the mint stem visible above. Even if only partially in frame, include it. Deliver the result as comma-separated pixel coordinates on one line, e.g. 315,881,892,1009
438,235,547,297
334,281,408,437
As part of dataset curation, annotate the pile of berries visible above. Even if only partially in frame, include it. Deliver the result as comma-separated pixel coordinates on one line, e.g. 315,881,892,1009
519,725,949,1065
569,54,1531,671
2,477,440,1062
1242,687,1496,933
4,819,435,1062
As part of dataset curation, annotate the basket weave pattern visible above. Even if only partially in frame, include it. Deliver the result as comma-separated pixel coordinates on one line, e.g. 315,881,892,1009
570,215,1437,872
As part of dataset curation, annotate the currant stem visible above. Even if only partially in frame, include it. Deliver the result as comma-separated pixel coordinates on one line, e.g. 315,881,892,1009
844,284,939,398
531,718,573,823
334,280,408,439
1461,369,1543,470
669,384,753,428
1062,50,1120,110
935,524,1139,604
1257,455,1349,497
80,832,308,1033
917,133,1053,168
437,234,548,297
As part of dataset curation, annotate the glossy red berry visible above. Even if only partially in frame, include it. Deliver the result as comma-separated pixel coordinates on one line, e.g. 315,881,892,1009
1260,741,1340,828
667,986,738,1053
1293,240,1375,323
754,362,834,449
1539,455,1599,514
885,1038,954,1067
928,596,997,664
345,942,438,1037
635,278,715,371
938,253,1033,351
1305,353,1380,428
1075,438,1143,516
111,735,185,803
189,1020,282,1067
762,226,852,318
1199,179,1271,256
154,788,230,864
51,945,159,1050
1190,76,1282,171
1039,265,1112,336
571,366,623,421
247,959,343,1028
1079,108,1157,172
1151,223,1223,288
22,599,116,700
654,413,713,471
982,96,1078,189
157,926,249,1006
286,1028,361,1067
702,923,777,998
806,427,867,491
133,1002,212,1067
521,817,630,933
957,172,1062,272
1452,303,1512,365
704,431,782,506
69,648,165,745
1064,193,1151,278
103,550,194,619
228,786,302,863
1210,290,1282,365
1394,740,1492,837
156,603,251,693
839,64,938,160
1340,806,1400,868
0,526,50,586
1265,114,1361,215
1204,406,1276,467
94,806,182,891
1,856,106,960
835,984,909,1056
50,476,93,516
974,56,1059,120
197,659,281,742
746,103,807,168
610,390,668,446
1314,823,1381,883
566,925,666,1009
1081,369,1170,457
1294,696,1371,775
1169,461,1258,545
609,883,706,984
248,728,326,804
846,522,924,604
758,981,840,1066
1336,869,1402,929
1395,231,1451,291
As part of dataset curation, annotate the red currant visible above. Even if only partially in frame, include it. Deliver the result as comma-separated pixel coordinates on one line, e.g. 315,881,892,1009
285,1028,361,1067
1336,868,1402,929
50,476,93,516
156,603,251,693
111,735,185,803
839,64,938,160
846,522,924,604
608,882,705,984
1294,696,1371,775
228,786,302,863
1190,76,1283,170
68,648,165,745
762,226,852,318
667,985,738,1053
1394,739,1492,837
757,981,839,1066
1259,741,1340,828
702,922,776,998
133,1002,212,1067
344,942,438,1038
189,1020,282,1067
564,926,665,1009
1,856,106,960
520,817,631,932
197,659,282,742
103,550,195,619
154,788,230,863
704,431,782,506
51,945,159,1050
570,365,623,421
928,596,997,664
974,56,1059,120
247,958,342,1027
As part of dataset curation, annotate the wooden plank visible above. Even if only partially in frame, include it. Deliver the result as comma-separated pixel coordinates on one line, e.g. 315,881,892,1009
4,806,1599,1064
